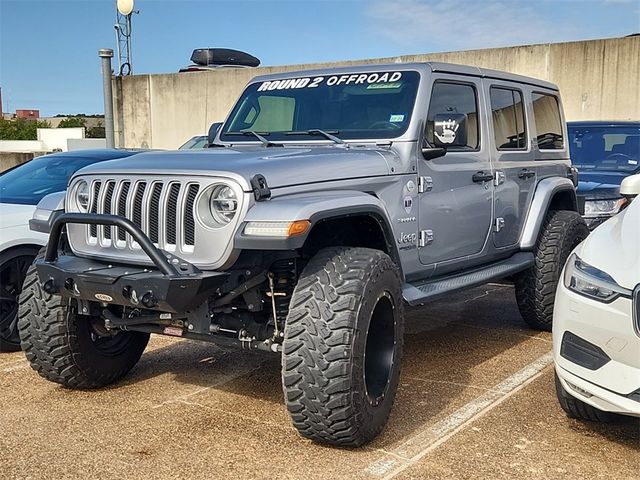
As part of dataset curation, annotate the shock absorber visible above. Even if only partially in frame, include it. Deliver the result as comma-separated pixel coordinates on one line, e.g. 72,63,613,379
267,258,296,338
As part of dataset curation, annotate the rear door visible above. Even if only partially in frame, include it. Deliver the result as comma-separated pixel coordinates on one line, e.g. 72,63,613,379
485,81,536,248
418,76,493,269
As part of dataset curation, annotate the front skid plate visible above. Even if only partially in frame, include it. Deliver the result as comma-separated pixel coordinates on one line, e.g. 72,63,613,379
36,255,227,313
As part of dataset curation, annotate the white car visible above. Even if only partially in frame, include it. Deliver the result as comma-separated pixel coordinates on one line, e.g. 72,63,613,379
0,149,142,351
553,173,640,421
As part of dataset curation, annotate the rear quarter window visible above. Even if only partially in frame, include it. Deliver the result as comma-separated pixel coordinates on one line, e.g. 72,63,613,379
532,92,563,150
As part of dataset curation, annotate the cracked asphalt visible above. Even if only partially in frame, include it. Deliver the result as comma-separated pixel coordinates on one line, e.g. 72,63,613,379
1,284,638,479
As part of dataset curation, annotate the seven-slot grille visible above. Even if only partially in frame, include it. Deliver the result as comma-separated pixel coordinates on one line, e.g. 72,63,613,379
88,179,200,251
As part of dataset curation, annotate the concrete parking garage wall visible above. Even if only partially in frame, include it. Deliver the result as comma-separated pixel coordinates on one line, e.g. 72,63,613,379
113,36,640,150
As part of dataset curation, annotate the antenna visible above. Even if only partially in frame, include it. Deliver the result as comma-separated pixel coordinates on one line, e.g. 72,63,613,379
114,0,136,75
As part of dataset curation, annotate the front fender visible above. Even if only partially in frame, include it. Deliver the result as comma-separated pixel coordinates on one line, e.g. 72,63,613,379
235,190,395,251
29,191,66,234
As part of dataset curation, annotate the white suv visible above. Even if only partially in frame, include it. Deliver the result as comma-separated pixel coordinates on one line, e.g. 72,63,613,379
554,174,640,420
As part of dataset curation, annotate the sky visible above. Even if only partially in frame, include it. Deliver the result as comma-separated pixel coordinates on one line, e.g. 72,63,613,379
0,0,638,117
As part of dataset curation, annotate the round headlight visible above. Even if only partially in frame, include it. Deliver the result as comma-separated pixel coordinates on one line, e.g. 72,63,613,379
209,184,237,224
75,181,90,212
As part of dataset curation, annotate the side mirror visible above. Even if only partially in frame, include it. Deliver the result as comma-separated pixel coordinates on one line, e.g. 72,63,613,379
620,173,640,197
207,122,223,146
421,147,446,161
432,113,468,149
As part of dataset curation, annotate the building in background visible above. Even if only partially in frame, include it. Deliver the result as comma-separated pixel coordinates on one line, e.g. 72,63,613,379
15,109,40,120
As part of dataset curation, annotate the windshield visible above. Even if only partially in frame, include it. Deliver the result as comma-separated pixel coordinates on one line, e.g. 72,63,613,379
220,71,420,142
568,124,640,172
0,154,121,205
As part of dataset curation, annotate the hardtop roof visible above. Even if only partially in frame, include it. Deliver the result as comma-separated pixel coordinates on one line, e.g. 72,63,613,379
249,61,559,91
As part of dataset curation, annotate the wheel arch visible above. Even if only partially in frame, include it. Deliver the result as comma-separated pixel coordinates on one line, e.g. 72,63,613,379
520,177,579,250
0,243,43,264
234,190,401,271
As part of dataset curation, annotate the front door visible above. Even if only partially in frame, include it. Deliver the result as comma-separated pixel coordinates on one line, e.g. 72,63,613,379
418,76,493,270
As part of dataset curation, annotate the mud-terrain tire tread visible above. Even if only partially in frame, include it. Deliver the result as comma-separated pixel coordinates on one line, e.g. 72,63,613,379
515,210,588,331
554,373,614,422
282,247,404,447
18,250,149,389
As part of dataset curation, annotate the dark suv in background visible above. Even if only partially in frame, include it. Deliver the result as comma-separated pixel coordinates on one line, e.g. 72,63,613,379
569,121,640,228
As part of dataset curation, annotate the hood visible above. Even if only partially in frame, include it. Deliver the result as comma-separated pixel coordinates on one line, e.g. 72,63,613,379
578,198,640,289
0,203,37,229
577,170,628,198
73,146,395,190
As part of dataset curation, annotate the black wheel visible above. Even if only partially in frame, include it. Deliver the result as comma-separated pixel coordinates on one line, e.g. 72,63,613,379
0,248,38,352
282,247,404,447
515,210,589,331
18,252,150,389
555,372,614,422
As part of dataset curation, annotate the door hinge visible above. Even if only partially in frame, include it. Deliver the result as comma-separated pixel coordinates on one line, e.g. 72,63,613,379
418,176,433,193
494,217,505,232
419,229,434,247
494,170,506,186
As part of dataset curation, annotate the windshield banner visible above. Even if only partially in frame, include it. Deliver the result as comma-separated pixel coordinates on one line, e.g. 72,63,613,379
257,72,404,92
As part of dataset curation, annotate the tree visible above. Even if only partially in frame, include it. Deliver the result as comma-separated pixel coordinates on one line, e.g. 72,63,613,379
0,118,51,140
57,117,87,128
86,120,105,138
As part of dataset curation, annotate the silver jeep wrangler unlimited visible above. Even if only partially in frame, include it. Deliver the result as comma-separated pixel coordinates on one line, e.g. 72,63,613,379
20,62,587,446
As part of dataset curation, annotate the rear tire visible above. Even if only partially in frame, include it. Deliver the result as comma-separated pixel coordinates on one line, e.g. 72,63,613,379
282,247,404,447
515,210,588,331
555,372,614,422
18,252,150,389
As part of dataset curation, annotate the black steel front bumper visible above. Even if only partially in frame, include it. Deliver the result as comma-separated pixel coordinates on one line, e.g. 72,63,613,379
36,213,227,313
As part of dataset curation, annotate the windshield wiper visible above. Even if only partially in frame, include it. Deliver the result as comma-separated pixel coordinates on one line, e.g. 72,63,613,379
286,129,345,145
225,130,282,147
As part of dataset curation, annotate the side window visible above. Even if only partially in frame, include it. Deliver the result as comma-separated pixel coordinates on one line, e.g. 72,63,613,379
490,87,526,150
532,92,563,150
426,82,479,150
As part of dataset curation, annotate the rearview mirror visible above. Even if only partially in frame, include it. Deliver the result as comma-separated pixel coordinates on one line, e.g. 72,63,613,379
432,113,468,149
207,122,223,146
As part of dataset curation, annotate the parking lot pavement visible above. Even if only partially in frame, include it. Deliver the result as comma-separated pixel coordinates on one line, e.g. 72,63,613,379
1,284,637,480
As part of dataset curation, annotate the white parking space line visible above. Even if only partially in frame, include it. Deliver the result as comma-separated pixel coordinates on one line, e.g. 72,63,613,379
365,352,553,479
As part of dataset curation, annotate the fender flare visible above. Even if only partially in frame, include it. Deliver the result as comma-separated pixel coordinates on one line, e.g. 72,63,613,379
234,190,398,258
520,177,578,250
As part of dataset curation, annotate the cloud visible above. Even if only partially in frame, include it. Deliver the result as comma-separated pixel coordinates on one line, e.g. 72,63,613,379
367,0,581,51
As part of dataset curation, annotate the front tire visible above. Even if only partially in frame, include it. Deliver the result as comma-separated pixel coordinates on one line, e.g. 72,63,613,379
282,247,404,447
515,210,589,331
18,254,150,389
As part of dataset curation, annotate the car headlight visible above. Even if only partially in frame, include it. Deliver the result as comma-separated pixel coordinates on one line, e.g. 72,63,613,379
583,198,627,218
209,184,237,224
563,253,632,303
74,180,90,213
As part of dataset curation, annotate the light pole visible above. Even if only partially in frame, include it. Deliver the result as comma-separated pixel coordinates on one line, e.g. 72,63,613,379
99,49,115,148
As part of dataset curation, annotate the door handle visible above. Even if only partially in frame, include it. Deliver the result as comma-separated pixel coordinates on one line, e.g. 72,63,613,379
518,169,535,179
472,171,493,183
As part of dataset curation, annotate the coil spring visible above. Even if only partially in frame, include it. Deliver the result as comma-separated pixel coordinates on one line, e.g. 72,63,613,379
269,258,296,325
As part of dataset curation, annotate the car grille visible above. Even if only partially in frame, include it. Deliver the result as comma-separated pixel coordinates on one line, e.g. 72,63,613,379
88,179,200,251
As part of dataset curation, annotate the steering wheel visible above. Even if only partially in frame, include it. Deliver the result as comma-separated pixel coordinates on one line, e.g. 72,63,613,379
369,121,402,130
604,152,633,163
